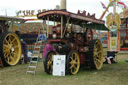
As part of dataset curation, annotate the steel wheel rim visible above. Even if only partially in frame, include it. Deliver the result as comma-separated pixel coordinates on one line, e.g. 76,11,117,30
47,52,54,74
93,40,103,70
69,52,80,74
3,33,21,65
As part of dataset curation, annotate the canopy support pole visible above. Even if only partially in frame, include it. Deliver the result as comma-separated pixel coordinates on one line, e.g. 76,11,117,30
47,16,49,38
63,17,70,37
61,15,63,38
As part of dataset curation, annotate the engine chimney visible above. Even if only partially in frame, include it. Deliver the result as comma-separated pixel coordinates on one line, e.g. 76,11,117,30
61,0,67,10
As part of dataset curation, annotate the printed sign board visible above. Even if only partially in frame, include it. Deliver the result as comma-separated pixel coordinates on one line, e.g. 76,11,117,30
53,55,66,76
107,26,120,52
110,37,118,51
16,9,47,16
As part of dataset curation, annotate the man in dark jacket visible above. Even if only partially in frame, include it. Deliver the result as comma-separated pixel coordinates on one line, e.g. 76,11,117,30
21,39,28,64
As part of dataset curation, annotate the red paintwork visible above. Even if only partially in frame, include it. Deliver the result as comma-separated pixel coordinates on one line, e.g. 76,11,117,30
120,48,128,50
79,54,85,64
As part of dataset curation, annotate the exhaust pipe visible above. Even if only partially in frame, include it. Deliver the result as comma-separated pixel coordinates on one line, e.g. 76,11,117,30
61,0,67,10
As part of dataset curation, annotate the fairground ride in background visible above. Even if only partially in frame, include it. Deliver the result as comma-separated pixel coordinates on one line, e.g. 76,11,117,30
99,0,128,51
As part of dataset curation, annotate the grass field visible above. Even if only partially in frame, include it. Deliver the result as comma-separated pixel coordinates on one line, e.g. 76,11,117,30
0,53,128,85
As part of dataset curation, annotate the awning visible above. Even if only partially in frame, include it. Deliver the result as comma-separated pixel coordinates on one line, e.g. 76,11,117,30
80,23,109,31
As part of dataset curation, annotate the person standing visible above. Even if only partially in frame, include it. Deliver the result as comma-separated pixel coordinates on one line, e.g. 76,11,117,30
20,39,28,64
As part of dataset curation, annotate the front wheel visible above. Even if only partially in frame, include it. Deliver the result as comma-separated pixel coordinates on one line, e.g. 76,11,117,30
44,51,56,74
67,50,80,75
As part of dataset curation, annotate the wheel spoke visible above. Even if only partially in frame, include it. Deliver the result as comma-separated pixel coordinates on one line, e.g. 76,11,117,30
93,51,97,57
47,59,52,69
95,58,101,63
74,55,78,61
70,56,73,61
96,59,101,66
97,51,102,56
5,38,10,44
10,38,16,44
6,53,14,63
4,44,9,48
97,50,102,53
5,53,9,58
70,64,74,69
14,45,18,48
3,48,9,53
6,57,10,62
10,51,14,58
8,36,13,43
9,55,13,60
73,66,77,71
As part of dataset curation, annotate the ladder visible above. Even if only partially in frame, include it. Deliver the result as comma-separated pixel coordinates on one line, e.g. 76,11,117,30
26,22,46,74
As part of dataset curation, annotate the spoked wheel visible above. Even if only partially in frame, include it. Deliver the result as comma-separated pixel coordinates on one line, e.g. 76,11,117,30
44,51,56,74
89,39,103,70
67,50,80,75
0,32,21,66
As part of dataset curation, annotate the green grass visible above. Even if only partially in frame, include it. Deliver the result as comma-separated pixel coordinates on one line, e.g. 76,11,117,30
0,54,128,85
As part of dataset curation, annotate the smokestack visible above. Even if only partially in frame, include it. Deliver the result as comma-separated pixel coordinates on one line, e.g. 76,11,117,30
61,0,67,11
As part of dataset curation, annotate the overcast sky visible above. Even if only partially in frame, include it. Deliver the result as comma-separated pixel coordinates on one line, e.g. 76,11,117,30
0,0,128,20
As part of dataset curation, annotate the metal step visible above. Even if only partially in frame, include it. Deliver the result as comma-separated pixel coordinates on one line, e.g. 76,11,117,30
33,51,40,54
31,56,39,58
36,41,42,43
30,61,38,63
34,46,41,48
32,52,40,55
29,66,36,69
27,71,35,74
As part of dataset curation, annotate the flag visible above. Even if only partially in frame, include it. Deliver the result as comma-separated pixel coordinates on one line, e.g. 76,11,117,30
101,2,107,9
117,1,127,9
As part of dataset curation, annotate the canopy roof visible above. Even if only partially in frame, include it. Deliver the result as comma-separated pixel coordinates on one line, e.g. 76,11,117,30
0,16,24,23
80,23,109,31
37,10,109,31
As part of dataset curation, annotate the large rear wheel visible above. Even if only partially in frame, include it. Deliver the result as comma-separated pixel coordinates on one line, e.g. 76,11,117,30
89,39,103,70
67,50,80,75
0,32,21,66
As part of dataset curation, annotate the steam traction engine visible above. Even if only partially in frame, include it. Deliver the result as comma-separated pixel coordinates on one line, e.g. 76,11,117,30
37,10,108,75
